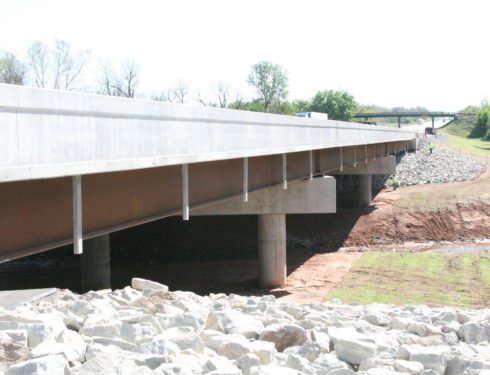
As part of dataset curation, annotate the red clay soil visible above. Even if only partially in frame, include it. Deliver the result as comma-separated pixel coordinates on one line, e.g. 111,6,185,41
343,168,490,247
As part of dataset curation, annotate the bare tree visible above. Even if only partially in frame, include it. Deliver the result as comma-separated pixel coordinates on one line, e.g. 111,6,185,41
197,92,214,107
151,91,169,102
118,60,139,98
196,82,231,108
167,80,189,104
98,60,116,96
97,59,140,98
214,81,230,108
26,39,90,90
26,41,49,88
228,91,246,110
52,39,90,90
0,51,25,85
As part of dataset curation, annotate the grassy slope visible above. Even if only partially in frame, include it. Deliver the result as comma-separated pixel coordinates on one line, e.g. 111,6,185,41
440,117,490,155
326,252,490,308
394,171,490,211
441,117,475,137
443,134,490,154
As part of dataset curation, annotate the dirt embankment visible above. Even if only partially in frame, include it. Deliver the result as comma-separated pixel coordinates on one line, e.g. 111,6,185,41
342,204,490,247
340,168,490,247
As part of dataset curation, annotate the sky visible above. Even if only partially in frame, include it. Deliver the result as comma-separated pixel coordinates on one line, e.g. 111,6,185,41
1,0,489,111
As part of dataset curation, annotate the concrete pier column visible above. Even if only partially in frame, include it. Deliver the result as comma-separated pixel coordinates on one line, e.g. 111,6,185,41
358,174,372,207
258,214,286,288
81,234,111,292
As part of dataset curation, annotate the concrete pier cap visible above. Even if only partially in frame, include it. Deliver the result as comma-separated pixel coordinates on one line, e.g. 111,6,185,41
191,177,336,216
331,155,396,175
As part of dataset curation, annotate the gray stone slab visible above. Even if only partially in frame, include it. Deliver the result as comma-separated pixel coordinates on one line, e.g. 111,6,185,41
0,288,57,310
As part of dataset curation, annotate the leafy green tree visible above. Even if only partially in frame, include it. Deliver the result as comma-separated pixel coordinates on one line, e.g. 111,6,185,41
461,105,479,114
308,90,357,121
241,99,267,113
291,99,310,113
247,61,288,112
471,106,490,138
0,51,25,85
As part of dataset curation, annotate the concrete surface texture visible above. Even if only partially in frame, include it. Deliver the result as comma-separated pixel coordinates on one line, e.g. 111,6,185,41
0,84,416,183
191,177,336,215
357,174,373,207
258,214,287,287
80,234,111,293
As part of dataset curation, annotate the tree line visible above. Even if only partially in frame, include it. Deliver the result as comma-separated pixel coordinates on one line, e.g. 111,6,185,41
0,38,360,120
8,37,484,127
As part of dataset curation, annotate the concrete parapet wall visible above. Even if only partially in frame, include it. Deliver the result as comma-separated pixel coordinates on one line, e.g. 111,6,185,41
0,84,416,182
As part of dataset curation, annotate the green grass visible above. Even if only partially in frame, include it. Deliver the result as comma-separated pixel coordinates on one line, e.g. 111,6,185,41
325,252,490,308
440,133,490,155
441,117,476,138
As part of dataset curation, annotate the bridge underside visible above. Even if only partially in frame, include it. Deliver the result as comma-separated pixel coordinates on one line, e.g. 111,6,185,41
0,141,406,263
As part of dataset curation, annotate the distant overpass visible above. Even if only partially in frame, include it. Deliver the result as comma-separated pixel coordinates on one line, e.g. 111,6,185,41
353,112,458,128
0,84,417,290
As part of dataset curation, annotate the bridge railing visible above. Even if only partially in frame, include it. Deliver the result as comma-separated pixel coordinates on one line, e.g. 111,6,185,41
0,84,416,183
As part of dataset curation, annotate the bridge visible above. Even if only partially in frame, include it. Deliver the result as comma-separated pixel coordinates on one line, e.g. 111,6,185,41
0,84,417,291
353,112,458,128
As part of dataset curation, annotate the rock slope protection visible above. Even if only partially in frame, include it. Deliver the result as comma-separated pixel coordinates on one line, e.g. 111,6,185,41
391,141,485,187
1,278,490,375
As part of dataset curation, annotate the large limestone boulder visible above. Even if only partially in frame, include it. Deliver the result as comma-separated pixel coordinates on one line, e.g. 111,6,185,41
403,345,449,375
459,321,490,344
334,338,378,366
313,352,352,373
0,331,27,347
79,319,122,339
259,324,308,352
205,334,251,360
6,354,70,375
131,278,169,293
393,359,424,374
445,355,490,375
206,310,264,339
203,355,242,375
234,353,261,375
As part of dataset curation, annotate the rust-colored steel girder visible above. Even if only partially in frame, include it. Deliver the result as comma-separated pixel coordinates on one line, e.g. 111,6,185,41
0,142,406,262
